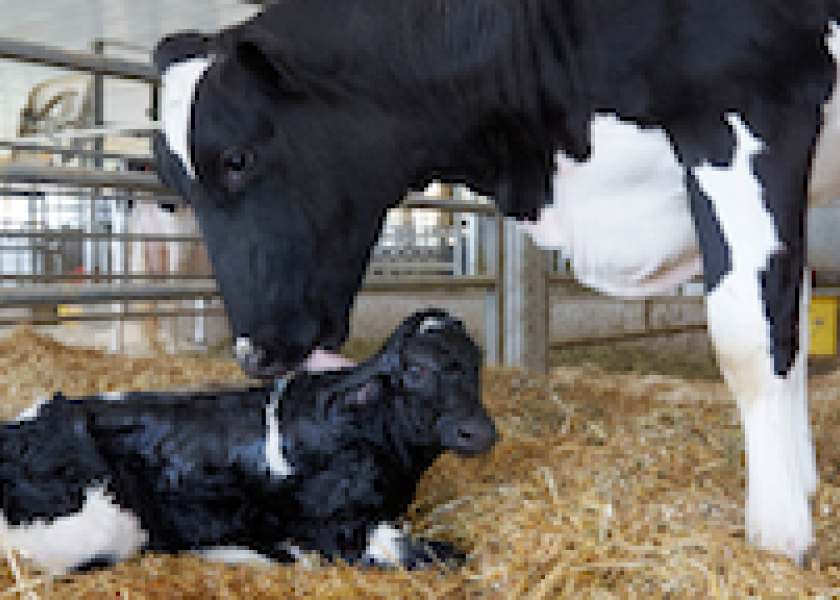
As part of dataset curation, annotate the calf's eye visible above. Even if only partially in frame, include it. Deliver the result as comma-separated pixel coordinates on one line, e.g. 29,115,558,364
409,364,430,378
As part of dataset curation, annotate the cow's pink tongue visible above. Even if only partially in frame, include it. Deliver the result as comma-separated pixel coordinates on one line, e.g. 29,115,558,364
300,347,356,372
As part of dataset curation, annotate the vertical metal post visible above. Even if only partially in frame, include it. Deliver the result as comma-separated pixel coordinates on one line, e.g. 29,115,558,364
89,40,105,286
502,218,548,374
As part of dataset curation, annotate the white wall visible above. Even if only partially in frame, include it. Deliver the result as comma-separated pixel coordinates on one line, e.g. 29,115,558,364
0,0,261,140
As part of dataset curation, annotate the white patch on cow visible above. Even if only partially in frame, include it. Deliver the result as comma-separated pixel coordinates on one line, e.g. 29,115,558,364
0,485,148,576
695,113,814,564
517,113,701,297
264,391,294,479
418,317,444,334
161,57,213,179
362,523,404,566
809,22,840,206
198,546,273,566
234,336,254,363
98,391,125,402
13,395,50,423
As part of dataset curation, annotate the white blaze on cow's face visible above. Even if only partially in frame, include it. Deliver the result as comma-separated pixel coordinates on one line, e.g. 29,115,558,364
0,485,148,577
161,57,214,179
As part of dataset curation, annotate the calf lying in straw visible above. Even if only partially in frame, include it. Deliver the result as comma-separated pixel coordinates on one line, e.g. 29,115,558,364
0,309,496,576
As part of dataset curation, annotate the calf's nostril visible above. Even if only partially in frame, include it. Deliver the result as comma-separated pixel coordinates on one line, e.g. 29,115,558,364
457,424,475,442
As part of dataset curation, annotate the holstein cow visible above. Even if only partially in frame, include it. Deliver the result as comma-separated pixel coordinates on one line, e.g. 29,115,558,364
152,1,840,563
0,309,495,575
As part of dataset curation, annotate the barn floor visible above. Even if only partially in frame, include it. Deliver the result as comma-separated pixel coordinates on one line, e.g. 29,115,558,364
3,327,840,597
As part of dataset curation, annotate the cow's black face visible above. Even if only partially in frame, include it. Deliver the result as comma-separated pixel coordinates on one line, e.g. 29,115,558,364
154,25,416,377
153,0,571,377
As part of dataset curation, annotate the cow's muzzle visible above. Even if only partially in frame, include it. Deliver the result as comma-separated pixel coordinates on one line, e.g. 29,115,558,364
234,336,293,379
234,337,355,379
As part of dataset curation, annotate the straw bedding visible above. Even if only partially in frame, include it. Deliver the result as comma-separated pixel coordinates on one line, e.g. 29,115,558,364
2,325,840,597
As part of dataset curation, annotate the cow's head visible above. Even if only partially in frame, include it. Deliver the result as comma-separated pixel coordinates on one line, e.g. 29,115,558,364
152,2,587,378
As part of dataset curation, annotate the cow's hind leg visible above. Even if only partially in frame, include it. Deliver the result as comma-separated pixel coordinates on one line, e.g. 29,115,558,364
684,112,816,563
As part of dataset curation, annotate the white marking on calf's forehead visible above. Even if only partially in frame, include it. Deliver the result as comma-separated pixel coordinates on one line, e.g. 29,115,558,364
161,57,214,180
264,391,294,479
417,317,444,334
0,485,147,576
362,522,404,566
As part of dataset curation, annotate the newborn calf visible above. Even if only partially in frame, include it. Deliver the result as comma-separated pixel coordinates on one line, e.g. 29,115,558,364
0,309,496,575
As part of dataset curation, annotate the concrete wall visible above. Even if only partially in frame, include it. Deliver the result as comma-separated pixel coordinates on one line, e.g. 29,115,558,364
348,286,712,355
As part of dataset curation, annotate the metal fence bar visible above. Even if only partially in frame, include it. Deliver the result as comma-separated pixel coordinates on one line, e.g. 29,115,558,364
550,323,709,348
0,37,158,82
0,139,150,162
0,274,213,281
0,281,219,307
0,231,201,243
361,275,496,293
7,308,226,327
0,163,166,193
0,276,498,307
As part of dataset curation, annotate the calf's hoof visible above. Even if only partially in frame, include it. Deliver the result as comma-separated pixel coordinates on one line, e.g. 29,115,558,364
398,537,467,571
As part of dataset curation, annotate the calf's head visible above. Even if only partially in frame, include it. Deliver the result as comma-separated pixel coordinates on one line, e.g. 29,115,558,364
153,0,575,378
287,309,496,462
359,309,495,456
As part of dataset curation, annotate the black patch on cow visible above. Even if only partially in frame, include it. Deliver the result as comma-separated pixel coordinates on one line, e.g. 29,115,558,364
749,90,830,376
684,172,732,295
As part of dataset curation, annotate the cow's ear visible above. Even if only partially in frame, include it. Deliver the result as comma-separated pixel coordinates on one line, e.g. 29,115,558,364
153,31,210,75
228,32,303,97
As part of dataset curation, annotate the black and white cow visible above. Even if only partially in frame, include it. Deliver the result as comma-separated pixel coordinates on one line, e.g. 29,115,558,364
0,309,495,576
151,1,840,563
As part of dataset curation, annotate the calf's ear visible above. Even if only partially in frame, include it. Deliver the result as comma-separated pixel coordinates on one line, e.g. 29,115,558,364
345,378,383,408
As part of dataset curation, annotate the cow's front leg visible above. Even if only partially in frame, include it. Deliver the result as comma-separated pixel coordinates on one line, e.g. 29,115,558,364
683,113,816,564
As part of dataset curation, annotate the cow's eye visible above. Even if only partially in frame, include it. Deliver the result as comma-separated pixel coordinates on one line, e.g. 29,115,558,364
221,148,256,185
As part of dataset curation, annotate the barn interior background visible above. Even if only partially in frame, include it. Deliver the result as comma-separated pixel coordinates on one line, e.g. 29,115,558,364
3,0,840,598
